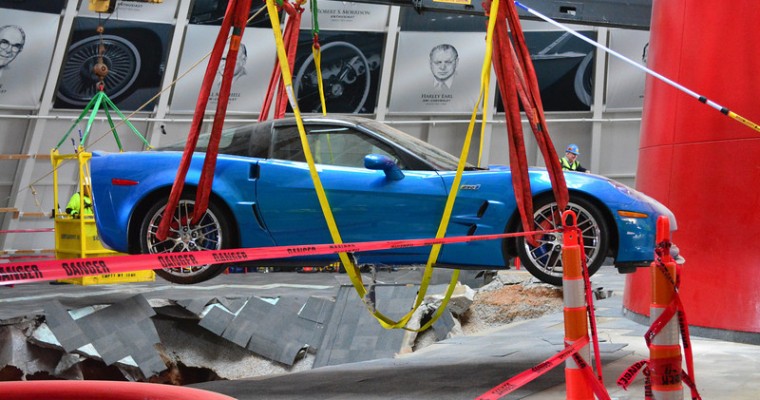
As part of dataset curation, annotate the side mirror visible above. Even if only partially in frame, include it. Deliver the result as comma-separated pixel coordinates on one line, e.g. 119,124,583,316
364,154,404,181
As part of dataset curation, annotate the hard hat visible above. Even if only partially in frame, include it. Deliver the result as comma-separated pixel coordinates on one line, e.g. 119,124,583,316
83,177,91,186
566,144,580,155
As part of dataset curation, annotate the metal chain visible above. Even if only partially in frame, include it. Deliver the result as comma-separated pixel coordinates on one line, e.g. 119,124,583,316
93,24,108,91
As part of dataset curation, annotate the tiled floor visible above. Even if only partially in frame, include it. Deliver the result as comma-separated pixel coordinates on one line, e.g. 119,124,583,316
192,269,760,399
3,267,759,399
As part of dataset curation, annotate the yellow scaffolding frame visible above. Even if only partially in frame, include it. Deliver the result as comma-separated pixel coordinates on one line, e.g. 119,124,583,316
51,148,154,284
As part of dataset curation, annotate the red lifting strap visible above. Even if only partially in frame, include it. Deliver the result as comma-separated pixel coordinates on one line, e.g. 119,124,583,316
503,0,568,209
157,0,253,239
259,0,303,122
488,0,568,244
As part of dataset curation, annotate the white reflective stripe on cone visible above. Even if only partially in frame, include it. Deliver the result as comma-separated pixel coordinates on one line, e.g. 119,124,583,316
563,279,585,308
564,340,591,369
650,306,680,346
653,389,683,400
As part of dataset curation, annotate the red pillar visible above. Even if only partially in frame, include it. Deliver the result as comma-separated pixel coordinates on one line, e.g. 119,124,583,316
623,0,760,334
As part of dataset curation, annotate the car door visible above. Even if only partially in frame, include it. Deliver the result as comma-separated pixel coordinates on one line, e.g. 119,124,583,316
254,123,449,263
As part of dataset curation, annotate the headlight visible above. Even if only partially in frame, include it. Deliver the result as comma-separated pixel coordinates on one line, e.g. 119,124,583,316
607,179,678,230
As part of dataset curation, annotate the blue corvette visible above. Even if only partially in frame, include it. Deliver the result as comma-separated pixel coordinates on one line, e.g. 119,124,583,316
90,116,675,285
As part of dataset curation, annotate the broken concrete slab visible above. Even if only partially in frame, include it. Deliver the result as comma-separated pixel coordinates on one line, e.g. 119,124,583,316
299,296,334,324
220,298,261,348
1,320,82,380
198,305,237,336
38,295,165,378
76,296,161,375
209,296,330,366
214,297,247,314
427,282,475,316
314,285,420,368
191,294,336,367
432,309,457,341
485,270,534,288
296,296,335,351
153,317,315,381
176,297,213,316
401,285,464,353
1,268,578,387
41,301,89,352
53,353,85,379
244,297,311,365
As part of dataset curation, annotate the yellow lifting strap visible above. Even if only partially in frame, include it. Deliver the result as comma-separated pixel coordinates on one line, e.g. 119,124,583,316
266,0,500,330
310,0,327,114
312,44,328,115
417,0,500,329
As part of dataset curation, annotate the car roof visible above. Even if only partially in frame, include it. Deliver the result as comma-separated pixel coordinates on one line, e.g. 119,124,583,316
267,115,372,128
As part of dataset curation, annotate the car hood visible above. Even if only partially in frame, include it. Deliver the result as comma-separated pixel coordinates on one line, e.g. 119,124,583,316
488,164,677,230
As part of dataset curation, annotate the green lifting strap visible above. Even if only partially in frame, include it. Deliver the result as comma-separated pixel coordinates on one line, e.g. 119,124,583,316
311,0,319,37
55,91,151,152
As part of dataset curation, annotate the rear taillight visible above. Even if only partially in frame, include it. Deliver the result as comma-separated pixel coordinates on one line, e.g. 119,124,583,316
111,178,138,186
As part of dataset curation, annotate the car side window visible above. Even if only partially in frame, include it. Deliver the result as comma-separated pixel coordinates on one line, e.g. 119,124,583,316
222,125,254,156
160,124,253,156
270,126,305,161
272,125,403,169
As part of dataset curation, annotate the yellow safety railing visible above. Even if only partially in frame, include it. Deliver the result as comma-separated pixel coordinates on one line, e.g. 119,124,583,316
51,148,154,284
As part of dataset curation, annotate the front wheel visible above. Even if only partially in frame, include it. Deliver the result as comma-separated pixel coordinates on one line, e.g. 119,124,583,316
515,196,609,286
138,195,232,284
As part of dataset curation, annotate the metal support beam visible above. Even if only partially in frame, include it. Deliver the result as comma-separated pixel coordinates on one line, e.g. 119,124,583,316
356,0,651,30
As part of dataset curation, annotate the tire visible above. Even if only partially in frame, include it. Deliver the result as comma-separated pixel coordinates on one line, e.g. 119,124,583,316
515,195,609,286
138,193,232,284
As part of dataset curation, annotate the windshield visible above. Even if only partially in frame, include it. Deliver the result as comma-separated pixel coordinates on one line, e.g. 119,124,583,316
158,125,252,157
359,120,476,171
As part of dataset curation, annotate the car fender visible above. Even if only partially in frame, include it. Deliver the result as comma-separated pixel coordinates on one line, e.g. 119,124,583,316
92,152,266,253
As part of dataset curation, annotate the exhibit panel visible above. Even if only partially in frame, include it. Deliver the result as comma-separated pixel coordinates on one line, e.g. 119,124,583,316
169,26,277,114
53,17,174,111
0,9,60,109
605,28,649,110
388,31,487,114
300,0,390,31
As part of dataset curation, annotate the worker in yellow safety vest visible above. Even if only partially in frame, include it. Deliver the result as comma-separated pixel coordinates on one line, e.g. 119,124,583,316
65,183,93,217
560,144,588,173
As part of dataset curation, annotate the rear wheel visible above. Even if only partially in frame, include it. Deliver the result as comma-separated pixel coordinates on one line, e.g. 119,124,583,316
515,195,609,286
138,194,232,284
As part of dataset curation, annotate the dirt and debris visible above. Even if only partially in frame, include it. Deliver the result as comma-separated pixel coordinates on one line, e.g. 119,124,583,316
408,271,563,349
461,277,563,335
